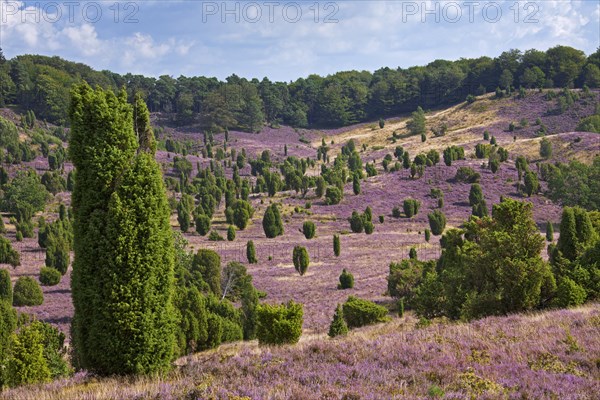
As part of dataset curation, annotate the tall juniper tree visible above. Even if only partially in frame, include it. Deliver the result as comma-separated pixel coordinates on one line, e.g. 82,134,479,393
69,84,175,375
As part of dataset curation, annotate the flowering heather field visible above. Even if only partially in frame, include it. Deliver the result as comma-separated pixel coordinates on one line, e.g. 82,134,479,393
2,304,599,400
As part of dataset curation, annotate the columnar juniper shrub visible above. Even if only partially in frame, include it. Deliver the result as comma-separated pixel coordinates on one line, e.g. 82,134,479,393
333,234,341,257
302,221,316,239
403,199,421,218
328,304,348,338
263,204,284,238
293,246,309,276
246,240,257,264
349,211,364,233
546,221,554,242
0,269,12,303
338,269,354,289
195,214,211,236
227,225,236,241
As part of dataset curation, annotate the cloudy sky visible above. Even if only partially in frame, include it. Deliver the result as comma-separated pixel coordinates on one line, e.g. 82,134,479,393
1,0,598,81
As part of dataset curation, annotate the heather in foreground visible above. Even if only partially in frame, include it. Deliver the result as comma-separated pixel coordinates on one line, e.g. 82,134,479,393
3,305,599,400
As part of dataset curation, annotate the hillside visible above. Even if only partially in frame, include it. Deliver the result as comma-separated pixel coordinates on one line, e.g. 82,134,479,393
3,89,599,336
2,305,599,399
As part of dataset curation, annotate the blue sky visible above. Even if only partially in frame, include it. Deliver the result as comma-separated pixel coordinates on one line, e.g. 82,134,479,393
1,1,599,81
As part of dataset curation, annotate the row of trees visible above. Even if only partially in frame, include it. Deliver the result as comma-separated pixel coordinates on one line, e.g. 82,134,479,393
2,46,598,127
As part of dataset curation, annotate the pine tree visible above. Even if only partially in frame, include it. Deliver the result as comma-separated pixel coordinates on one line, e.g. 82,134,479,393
69,84,175,375
328,304,348,337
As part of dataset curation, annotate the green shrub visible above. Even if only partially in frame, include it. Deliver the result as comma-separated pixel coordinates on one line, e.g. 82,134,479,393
0,236,20,267
338,269,354,289
39,268,61,286
409,247,417,259
428,210,447,236
403,199,421,218
292,246,309,276
553,277,586,308
207,230,224,241
546,221,554,242
195,214,211,236
0,268,12,303
246,241,257,264
13,277,44,307
392,207,401,218
263,204,284,238
45,234,70,275
379,215,384,223
333,234,341,257
364,221,374,234
425,229,431,242
325,187,342,205
227,225,236,241
328,304,348,338
455,167,480,183
302,221,316,239
349,211,364,233
256,301,303,345
342,296,389,329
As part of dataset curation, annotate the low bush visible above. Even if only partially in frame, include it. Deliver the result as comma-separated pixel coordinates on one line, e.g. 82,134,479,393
256,301,303,345
342,296,389,329
13,277,44,307
39,268,61,286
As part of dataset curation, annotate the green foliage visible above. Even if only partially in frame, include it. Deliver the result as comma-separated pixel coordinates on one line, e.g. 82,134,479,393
469,184,484,206
227,199,254,230
293,246,310,276
328,304,348,338
540,137,553,159
407,106,426,136
403,198,421,218
475,143,491,159
342,296,389,329
39,267,61,286
256,301,303,345
523,171,540,197
13,277,43,306
546,221,554,242
352,173,361,195
576,114,600,133
262,204,284,238
338,268,354,289
227,225,236,241
45,233,70,275
0,300,17,386
208,230,224,241
5,322,50,387
546,157,600,210
557,207,578,261
0,236,19,269
0,269,12,303
428,210,447,235
325,186,343,205
193,249,222,298
246,240,257,264
553,277,586,308
349,211,364,233
302,221,316,239
69,84,175,375
364,221,374,234
1,170,49,216
443,146,465,166
333,234,341,257
455,167,480,183
177,200,191,232
195,214,211,236
409,247,417,259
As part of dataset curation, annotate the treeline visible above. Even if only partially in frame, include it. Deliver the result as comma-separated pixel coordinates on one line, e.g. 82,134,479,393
0,46,598,128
